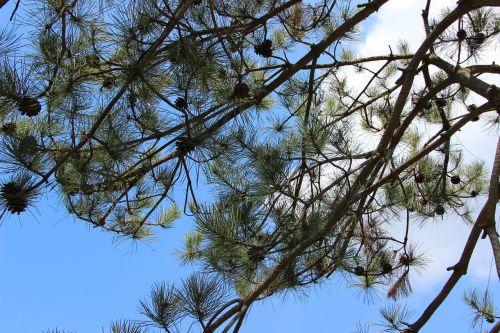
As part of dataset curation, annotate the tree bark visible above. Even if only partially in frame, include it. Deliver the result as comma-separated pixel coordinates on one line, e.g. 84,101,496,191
484,138,500,280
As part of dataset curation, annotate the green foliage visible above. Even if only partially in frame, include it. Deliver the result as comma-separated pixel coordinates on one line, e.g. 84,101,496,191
179,231,204,263
139,282,181,331
179,274,228,321
463,289,498,329
109,321,144,333
377,304,412,332
157,204,180,228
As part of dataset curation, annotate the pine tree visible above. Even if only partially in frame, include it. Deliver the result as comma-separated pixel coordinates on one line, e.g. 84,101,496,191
1,0,500,332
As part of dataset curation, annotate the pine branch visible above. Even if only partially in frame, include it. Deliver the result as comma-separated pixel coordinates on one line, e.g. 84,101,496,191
28,0,194,191
404,137,500,332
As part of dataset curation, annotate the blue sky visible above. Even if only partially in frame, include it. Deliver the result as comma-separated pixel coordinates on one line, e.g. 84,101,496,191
2,193,498,332
1,1,499,332
1,198,497,332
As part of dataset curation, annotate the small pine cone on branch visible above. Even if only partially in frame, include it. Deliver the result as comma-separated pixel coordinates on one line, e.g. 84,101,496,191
175,97,188,109
254,39,273,58
0,177,37,215
231,82,250,99
1,122,17,135
175,136,196,155
18,97,41,117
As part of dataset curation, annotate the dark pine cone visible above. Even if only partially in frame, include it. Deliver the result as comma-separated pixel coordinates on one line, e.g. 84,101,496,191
354,266,365,276
415,172,425,184
435,204,445,216
231,82,250,99
247,246,265,263
456,29,467,40
399,254,411,266
97,217,106,227
1,122,16,134
434,99,447,108
473,32,486,45
254,39,273,58
381,262,393,274
175,136,195,155
450,175,461,184
175,97,188,109
18,97,41,117
1,182,29,214
101,77,116,89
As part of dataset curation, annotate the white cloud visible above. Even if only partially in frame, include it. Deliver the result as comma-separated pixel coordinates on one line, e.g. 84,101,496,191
360,1,424,56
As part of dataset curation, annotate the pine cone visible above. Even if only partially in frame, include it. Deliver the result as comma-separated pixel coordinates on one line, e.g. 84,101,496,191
231,82,250,99
414,173,425,184
176,136,195,155
18,97,41,117
456,29,467,40
1,182,29,214
399,254,411,266
97,217,106,226
434,99,447,108
435,204,445,216
381,262,393,274
354,266,365,276
247,246,265,263
1,122,16,135
254,39,273,58
473,32,486,45
450,175,461,184
175,97,188,109
85,54,100,68
101,77,115,89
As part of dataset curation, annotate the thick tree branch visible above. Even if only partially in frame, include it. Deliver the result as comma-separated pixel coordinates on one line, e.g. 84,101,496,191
427,54,500,107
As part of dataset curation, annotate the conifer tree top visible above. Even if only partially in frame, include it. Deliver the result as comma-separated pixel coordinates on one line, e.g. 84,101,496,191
0,0,499,332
